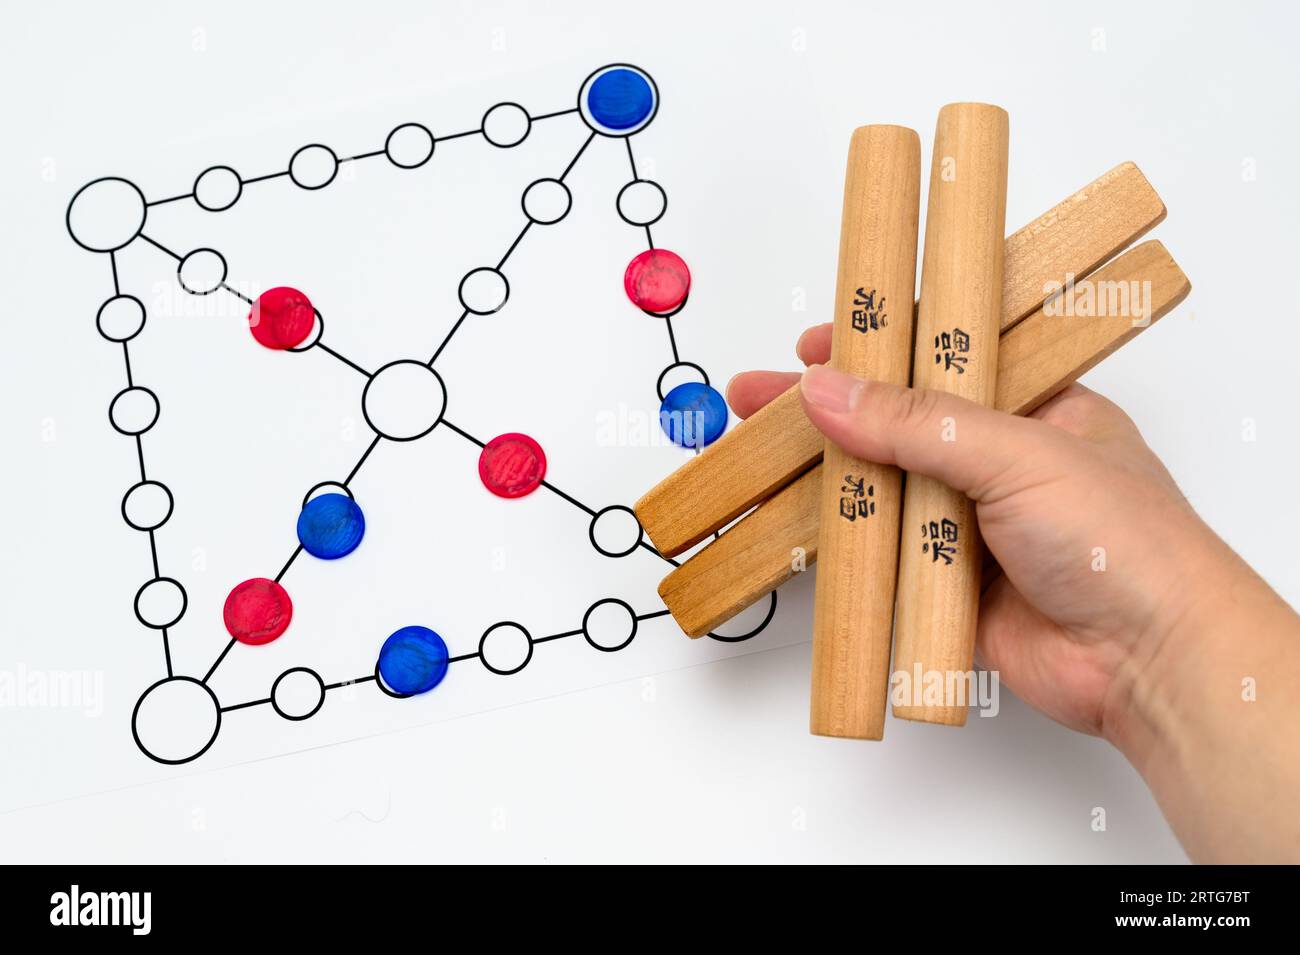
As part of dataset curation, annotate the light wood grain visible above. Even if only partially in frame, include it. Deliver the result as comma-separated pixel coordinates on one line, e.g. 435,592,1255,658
634,162,1165,559
892,103,1009,727
659,240,1190,638
810,125,921,740
1000,161,1164,333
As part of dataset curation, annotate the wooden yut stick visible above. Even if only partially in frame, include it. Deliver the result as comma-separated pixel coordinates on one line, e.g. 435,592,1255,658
891,103,1009,726
808,125,921,740
659,240,1190,637
634,162,1165,559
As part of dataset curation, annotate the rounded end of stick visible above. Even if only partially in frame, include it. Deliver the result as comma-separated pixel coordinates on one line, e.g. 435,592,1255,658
892,704,970,727
935,102,1010,144
809,711,886,741
848,123,920,155
938,102,1009,120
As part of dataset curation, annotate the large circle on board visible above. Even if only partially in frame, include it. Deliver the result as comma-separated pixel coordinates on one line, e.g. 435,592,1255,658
131,676,221,765
66,176,147,252
362,361,447,441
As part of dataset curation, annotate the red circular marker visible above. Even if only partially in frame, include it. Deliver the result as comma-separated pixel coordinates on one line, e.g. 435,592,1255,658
248,286,315,349
478,432,547,499
623,249,690,314
223,578,293,646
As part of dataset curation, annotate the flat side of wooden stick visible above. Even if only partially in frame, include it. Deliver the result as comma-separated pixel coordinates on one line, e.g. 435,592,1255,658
1001,161,1165,333
996,239,1190,412
659,240,1189,638
656,466,822,638
635,162,1166,558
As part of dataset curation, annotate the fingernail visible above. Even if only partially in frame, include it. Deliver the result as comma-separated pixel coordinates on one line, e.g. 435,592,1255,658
801,364,863,413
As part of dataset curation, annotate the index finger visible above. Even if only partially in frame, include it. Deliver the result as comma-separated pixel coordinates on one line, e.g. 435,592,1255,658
796,323,833,365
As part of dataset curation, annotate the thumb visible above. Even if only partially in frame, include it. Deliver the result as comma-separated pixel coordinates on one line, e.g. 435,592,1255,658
800,364,1070,503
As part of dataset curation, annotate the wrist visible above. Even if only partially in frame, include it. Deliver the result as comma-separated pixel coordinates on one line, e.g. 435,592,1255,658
1099,529,1300,861
1100,525,1263,768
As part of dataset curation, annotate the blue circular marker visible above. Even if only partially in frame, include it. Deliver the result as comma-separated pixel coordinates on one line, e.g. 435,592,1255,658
378,626,449,695
586,68,655,131
297,492,365,559
659,382,728,449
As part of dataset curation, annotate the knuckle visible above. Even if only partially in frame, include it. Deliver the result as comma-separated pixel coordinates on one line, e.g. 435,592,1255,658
891,386,943,432
1095,395,1140,432
1077,391,1141,439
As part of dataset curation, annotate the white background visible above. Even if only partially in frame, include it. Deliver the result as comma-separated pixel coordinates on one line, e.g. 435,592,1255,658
2,0,1296,862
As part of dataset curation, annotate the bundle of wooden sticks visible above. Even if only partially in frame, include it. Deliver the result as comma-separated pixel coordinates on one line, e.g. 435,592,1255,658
634,104,1191,740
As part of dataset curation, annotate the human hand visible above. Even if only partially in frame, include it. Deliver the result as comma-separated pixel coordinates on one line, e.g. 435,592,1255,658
728,322,1264,739
730,321,1300,862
